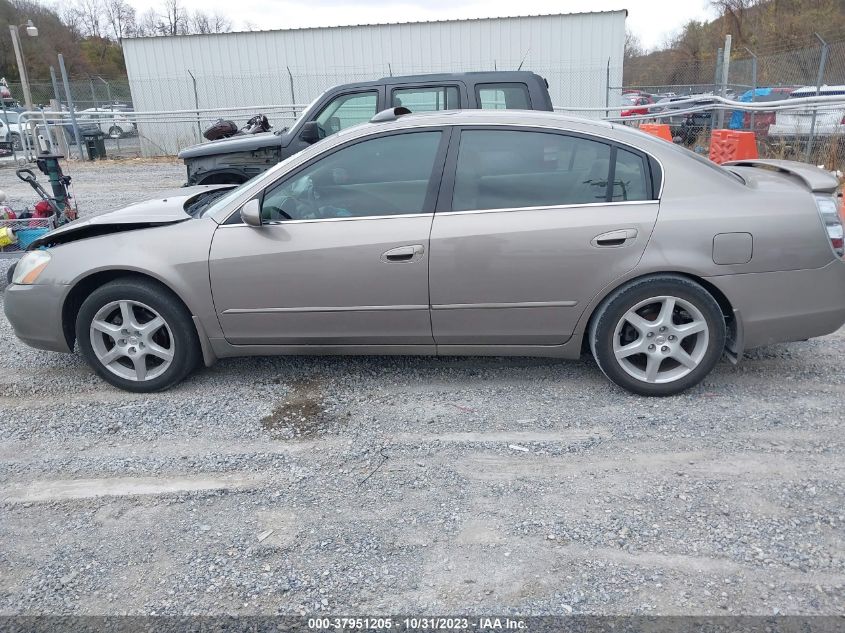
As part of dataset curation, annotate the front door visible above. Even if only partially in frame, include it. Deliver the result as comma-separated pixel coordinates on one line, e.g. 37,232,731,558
210,129,448,346
429,127,660,346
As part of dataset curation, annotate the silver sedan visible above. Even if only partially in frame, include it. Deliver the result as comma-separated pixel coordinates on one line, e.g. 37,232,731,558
5,109,845,396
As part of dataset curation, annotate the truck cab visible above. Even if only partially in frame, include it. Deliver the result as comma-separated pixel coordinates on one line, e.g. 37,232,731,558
178,71,553,185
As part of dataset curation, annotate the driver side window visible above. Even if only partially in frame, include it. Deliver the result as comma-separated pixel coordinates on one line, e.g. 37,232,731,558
261,131,443,222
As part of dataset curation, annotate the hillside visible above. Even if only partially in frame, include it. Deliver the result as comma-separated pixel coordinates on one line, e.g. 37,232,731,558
625,0,845,88
0,0,124,82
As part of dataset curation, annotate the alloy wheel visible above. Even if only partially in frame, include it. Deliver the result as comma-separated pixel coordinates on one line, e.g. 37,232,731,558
612,295,709,384
89,300,175,382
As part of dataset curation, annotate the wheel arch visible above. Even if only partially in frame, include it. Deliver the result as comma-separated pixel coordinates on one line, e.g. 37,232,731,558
580,271,738,355
61,269,209,359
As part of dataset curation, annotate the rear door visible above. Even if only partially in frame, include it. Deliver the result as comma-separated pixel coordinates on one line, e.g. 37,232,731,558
429,126,660,346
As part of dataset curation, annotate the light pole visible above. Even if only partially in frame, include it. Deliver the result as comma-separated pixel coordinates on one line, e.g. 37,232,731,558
9,19,38,111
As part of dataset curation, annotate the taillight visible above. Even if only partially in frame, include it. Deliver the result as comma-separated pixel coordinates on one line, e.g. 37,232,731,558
815,194,845,258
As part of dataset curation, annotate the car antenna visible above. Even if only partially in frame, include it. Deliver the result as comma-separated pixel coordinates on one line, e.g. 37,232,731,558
517,48,530,71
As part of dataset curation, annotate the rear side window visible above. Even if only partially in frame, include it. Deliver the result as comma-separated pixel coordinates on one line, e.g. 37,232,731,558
476,83,531,109
392,86,459,111
452,130,612,211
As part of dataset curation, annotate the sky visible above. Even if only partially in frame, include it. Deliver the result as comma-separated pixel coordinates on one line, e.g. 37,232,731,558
126,0,717,51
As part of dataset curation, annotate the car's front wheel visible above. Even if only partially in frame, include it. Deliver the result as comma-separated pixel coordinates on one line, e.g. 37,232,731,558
10,133,22,151
76,278,200,392
589,275,726,396
108,126,123,139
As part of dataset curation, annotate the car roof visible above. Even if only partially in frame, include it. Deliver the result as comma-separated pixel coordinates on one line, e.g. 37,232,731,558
790,84,845,95
331,71,546,91
333,109,680,159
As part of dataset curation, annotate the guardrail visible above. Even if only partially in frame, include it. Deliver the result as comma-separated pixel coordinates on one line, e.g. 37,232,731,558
8,93,845,161
553,93,845,122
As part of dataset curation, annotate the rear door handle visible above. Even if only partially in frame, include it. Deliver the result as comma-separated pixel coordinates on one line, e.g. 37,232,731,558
591,228,638,248
381,244,425,263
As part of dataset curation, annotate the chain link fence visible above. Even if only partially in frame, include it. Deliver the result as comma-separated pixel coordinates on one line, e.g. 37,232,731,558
617,37,845,167
3,38,844,167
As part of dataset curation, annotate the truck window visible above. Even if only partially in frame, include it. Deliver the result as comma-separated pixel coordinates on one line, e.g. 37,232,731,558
476,83,531,110
315,91,378,135
391,86,459,112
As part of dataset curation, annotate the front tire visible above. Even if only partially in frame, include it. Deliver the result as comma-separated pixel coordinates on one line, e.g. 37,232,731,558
11,133,22,151
76,278,200,392
589,275,726,396
108,126,123,139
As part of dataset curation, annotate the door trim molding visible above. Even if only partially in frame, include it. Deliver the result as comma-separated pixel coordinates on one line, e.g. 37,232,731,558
432,300,578,310
222,304,429,314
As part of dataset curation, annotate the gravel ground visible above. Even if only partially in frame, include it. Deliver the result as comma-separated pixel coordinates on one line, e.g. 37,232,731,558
0,160,844,617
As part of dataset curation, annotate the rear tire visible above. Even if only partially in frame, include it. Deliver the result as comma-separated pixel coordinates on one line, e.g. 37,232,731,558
589,275,726,396
11,133,21,151
108,126,123,139
76,278,200,392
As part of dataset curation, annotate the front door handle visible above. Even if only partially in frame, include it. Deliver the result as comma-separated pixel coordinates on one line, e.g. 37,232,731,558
591,228,638,248
381,244,425,263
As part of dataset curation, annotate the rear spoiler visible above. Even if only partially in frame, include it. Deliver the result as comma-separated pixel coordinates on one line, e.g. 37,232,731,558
723,159,839,193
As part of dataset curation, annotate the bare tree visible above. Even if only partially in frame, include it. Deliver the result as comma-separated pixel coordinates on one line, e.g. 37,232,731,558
136,7,161,36
104,0,136,40
710,0,761,44
161,0,188,35
190,10,232,34
72,0,106,39
625,29,644,60
57,3,85,39
210,11,232,34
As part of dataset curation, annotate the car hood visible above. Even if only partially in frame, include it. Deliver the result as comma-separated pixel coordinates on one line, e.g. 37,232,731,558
29,185,232,249
178,131,281,159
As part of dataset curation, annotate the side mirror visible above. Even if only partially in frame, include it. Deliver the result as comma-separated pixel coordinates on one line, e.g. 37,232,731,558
299,121,326,144
240,198,262,227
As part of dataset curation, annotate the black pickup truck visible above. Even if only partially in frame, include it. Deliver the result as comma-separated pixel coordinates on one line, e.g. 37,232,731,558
178,71,554,185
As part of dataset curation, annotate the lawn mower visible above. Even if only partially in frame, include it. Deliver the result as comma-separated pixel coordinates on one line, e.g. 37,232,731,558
1,153,77,257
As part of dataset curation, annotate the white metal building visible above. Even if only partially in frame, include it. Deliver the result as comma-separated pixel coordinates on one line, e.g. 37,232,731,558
122,11,626,155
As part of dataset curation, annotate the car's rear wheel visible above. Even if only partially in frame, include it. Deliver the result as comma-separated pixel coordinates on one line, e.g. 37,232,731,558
589,276,726,396
108,125,123,139
76,278,200,392
10,133,22,151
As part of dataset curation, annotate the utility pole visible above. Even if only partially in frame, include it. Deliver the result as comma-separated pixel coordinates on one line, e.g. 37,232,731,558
9,20,38,110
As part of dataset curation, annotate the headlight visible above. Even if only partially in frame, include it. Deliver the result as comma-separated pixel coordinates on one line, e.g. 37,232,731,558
12,250,52,285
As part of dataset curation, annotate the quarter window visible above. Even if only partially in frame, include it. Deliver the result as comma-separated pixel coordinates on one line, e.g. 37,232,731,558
315,92,378,135
476,83,531,109
452,130,612,211
261,131,442,221
392,86,459,111
612,149,649,201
